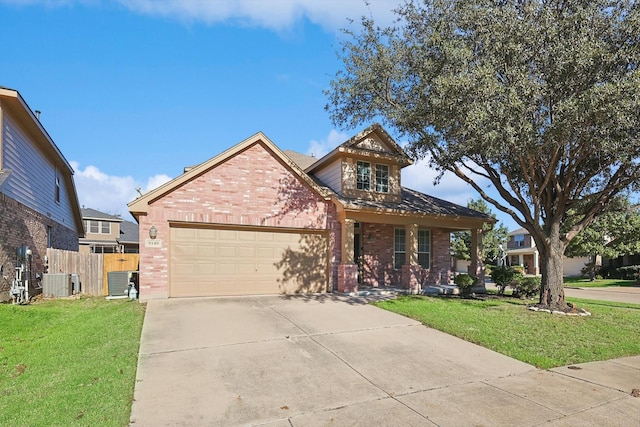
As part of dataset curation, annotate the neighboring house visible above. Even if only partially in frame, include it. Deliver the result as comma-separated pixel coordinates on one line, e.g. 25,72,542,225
506,228,593,277
0,86,83,300
79,208,139,254
128,124,491,301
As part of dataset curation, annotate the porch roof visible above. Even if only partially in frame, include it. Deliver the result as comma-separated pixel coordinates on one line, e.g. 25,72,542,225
337,187,494,223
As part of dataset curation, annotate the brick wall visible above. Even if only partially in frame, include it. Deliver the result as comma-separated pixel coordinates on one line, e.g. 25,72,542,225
359,224,452,288
139,142,333,299
361,222,395,287
0,194,79,300
426,228,452,285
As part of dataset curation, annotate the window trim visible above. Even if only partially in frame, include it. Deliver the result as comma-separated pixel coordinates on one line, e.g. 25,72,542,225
55,174,61,204
394,228,406,270
86,219,111,235
375,164,389,193
356,161,371,191
417,229,431,269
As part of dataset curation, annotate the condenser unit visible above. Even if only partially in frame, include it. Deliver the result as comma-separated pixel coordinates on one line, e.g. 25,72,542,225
42,273,73,297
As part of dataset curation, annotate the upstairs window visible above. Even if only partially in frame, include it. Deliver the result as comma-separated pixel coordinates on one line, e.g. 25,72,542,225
375,164,389,193
394,228,406,269
356,161,371,191
513,234,525,247
86,220,111,234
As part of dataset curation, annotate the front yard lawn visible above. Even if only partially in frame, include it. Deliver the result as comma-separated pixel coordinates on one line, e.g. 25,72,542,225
374,295,640,369
563,277,638,288
0,297,145,427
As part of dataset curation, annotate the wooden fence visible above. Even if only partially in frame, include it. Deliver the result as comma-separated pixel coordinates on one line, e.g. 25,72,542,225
46,249,139,296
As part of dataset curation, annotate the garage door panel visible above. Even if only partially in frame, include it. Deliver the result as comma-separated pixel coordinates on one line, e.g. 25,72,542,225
236,246,256,258
170,226,327,297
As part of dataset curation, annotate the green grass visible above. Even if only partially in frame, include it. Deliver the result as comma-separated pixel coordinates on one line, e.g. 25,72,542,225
374,295,640,369
564,277,638,288
0,297,145,427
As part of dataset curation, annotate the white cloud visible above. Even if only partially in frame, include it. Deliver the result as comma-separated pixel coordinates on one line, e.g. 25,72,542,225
2,0,401,31
401,158,481,207
71,161,172,219
118,0,401,31
305,128,348,158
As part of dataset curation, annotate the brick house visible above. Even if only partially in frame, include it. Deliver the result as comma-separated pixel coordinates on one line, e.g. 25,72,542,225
0,87,83,301
128,124,491,301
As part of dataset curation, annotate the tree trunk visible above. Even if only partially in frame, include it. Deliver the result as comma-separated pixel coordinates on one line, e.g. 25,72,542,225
537,224,568,311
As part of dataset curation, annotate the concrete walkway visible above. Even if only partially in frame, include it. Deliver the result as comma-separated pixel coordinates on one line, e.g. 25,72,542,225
130,295,640,426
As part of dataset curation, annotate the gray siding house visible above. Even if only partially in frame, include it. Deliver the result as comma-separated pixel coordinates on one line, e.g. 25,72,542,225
0,86,83,301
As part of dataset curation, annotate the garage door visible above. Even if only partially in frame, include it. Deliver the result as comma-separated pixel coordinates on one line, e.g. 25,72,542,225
170,225,328,297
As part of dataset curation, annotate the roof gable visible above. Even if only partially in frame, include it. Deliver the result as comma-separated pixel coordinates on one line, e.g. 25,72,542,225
128,132,331,219
306,123,413,173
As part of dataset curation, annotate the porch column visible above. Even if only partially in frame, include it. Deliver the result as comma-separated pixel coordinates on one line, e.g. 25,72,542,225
533,251,539,275
469,228,486,292
341,219,354,263
338,218,358,293
401,223,421,293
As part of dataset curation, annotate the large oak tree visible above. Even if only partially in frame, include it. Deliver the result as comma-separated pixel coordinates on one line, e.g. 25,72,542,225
326,0,640,311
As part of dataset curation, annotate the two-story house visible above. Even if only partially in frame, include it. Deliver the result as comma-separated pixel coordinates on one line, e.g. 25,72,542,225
79,208,139,254
506,227,593,277
0,86,83,301
128,124,492,301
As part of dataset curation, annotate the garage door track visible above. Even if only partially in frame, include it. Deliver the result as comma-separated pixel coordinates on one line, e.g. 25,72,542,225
130,295,639,426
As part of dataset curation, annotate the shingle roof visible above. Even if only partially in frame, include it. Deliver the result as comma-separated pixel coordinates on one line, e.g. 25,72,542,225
118,220,139,244
81,208,123,222
338,187,493,219
283,150,318,170
284,148,490,221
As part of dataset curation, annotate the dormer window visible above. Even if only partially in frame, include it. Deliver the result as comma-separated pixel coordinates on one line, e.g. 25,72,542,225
375,164,389,193
356,161,371,191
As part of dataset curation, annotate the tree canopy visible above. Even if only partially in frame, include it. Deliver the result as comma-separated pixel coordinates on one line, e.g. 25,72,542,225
326,0,640,310
565,196,640,260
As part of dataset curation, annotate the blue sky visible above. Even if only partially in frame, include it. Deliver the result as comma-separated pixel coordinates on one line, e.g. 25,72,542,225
1,0,518,230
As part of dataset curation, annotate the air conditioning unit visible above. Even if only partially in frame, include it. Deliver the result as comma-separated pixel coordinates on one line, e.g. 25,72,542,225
42,273,73,297
108,271,130,296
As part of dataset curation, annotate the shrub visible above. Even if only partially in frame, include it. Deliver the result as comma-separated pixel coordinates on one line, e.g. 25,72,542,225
615,265,640,281
511,276,541,299
454,273,476,296
580,261,601,280
484,264,493,276
512,265,525,275
490,266,523,295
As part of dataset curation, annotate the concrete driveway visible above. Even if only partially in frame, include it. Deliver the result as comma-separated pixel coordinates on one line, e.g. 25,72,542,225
130,295,640,426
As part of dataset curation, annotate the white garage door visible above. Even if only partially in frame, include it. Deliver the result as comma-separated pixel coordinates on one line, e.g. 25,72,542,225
170,225,328,297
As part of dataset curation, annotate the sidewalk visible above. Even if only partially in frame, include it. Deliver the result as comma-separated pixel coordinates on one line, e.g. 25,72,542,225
485,281,640,305
564,285,640,304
